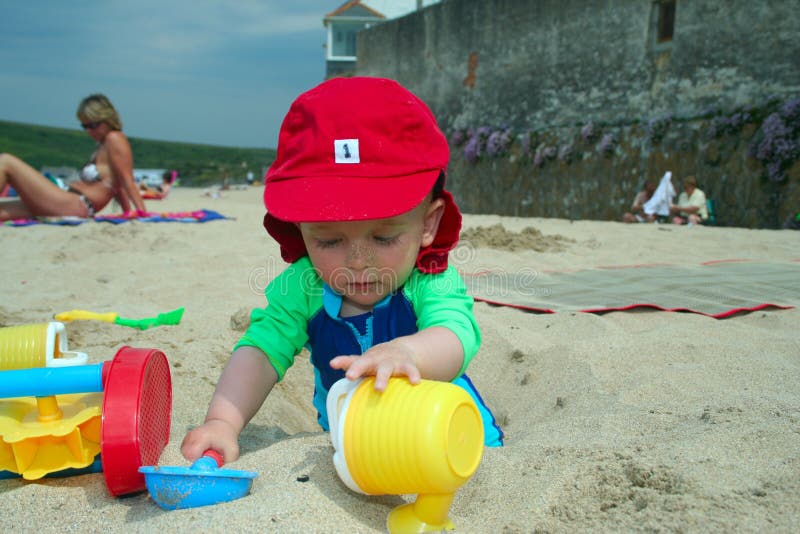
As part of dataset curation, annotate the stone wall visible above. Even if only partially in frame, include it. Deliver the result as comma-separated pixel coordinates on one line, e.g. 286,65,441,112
447,118,800,229
356,0,800,227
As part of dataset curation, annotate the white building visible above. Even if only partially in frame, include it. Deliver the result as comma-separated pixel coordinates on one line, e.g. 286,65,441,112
323,1,440,78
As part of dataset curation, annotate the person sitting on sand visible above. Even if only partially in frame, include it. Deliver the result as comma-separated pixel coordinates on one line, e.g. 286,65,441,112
181,77,504,466
0,94,146,221
670,175,708,225
139,170,174,199
623,179,657,223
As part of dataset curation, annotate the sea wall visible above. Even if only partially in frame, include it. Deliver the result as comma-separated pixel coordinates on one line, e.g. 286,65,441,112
356,0,800,227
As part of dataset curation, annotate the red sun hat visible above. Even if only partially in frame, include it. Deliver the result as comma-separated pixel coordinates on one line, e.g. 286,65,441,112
263,77,462,274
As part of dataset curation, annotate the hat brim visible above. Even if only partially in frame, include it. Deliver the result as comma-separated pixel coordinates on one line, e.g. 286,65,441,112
263,186,462,274
264,169,441,223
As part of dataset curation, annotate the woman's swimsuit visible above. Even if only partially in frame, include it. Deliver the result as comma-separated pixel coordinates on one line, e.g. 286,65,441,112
80,149,113,190
64,152,105,216
80,163,101,182
69,150,115,216
66,188,96,217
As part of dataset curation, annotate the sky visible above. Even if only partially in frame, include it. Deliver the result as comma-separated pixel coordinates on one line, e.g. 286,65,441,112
0,1,347,149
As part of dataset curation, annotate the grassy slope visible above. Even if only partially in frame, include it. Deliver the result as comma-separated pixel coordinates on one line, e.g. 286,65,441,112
0,120,276,186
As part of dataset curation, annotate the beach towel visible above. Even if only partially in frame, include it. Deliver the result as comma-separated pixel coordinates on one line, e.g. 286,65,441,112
3,209,230,227
643,171,676,217
464,260,800,319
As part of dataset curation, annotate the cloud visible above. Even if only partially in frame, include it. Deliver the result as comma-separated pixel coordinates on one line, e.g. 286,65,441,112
73,2,324,72
0,1,332,146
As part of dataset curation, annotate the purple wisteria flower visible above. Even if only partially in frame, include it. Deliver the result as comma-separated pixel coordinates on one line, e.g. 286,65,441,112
581,121,598,142
461,126,493,164
450,129,466,147
598,133,617,155
485,127,513,157
532,144,556,167
707,108,754,139
558,143,574,162
781,97,800,121
750,110,798,182
727,110,752,130
475,126,492,139
463,136,481,164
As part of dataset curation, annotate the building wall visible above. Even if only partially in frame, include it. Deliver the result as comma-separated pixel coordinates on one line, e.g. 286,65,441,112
326,59,357,79
355,0,800,227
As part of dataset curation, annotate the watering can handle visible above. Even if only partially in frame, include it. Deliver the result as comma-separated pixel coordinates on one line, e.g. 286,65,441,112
326,378,368,495
326,378,361,450
49,350,89,367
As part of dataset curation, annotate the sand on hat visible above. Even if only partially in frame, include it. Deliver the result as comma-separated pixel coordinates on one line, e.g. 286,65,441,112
1,186,799,532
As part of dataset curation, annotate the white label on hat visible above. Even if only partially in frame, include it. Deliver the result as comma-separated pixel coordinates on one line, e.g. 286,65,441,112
334,139,360,164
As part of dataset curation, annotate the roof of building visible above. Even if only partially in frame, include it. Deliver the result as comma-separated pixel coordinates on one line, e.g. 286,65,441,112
325,1,440,22
325,1,385,20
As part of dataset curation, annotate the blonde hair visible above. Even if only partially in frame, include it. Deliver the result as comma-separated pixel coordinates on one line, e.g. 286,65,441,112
76,94,123,131
683,175,697,188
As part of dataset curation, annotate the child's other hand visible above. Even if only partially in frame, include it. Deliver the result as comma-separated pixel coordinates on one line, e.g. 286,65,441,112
330,339,421,392
180,418,240,463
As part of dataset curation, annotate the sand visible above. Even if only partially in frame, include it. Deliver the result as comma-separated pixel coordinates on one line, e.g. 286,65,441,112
2,186,799,532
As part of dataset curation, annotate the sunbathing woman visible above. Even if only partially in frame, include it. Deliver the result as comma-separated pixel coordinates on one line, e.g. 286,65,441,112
139,169,174,199
0,94,146,221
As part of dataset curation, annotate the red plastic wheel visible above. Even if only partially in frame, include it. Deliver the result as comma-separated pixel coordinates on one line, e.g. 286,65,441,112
101,346,172,496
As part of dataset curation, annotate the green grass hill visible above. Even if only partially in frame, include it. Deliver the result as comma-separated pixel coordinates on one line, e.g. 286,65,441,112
0,120,276,186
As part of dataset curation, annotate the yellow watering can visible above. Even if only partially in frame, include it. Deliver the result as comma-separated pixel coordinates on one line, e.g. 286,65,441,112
0,322,87,370
327,377,484,533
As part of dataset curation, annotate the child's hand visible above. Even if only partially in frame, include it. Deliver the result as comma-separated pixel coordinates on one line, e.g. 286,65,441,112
180,418,240,463
330,339,422,391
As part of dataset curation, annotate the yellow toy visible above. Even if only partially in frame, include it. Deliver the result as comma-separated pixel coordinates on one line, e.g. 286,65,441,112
0,393,102,480
0,321,87,370
54,307,184,330
0,322,171,495
0,321,97,478
327,377,484,533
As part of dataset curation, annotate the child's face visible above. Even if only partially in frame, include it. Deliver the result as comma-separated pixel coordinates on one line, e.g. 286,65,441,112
299,198,444,311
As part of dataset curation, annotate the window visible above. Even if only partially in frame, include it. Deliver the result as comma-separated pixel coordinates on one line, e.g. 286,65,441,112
658,1,675,42
331,22,365,58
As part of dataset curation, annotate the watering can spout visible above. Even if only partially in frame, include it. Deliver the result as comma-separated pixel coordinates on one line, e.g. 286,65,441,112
388,493,456,533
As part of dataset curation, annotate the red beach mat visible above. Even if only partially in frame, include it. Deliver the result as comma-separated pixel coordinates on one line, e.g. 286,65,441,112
464,259,800,319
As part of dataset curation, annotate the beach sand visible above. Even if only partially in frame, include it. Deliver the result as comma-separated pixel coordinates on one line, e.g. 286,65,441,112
2,186,799,532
